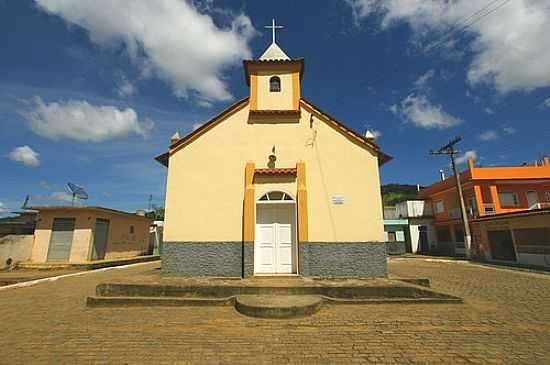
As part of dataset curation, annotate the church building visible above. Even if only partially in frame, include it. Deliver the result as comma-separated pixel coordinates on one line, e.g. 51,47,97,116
156,25,391,278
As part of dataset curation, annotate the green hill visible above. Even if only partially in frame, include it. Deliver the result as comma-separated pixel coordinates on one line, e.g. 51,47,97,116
381,184,420,206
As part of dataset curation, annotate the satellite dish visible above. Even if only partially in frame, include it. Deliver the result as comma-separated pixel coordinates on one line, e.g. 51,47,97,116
21,195,30,209
67,182,89,206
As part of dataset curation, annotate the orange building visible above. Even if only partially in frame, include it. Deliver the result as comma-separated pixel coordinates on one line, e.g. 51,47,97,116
418,157,550,256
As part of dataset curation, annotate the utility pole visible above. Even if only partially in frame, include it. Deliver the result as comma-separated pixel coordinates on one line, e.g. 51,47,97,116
430,137,472,258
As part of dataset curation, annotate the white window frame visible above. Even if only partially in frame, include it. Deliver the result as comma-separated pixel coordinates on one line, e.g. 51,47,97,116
434,200,445,214
498,192,519,207
257,191,295,204
269,76,281,92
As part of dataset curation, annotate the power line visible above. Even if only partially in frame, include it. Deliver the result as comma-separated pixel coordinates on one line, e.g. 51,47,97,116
350,0,515,101
425,0,514,54
331,0,516,116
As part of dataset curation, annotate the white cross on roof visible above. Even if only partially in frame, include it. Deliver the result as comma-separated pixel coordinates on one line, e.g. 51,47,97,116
265,18,283,44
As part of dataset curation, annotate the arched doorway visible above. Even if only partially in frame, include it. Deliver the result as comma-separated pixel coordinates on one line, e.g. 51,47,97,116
255,191,297,274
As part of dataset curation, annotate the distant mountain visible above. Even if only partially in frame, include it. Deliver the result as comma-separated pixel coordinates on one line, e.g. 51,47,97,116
381,184,420,206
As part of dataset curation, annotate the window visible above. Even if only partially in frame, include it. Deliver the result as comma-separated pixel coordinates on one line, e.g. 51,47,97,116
434,200,445,214
498,192,519,207
258,191,294,202
467,197,476,211
129,225,134,234
269,76,281,92
546,191,550,202
387,232,397,242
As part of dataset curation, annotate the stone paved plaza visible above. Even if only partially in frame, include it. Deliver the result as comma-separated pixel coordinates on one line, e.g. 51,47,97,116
1,258,549,364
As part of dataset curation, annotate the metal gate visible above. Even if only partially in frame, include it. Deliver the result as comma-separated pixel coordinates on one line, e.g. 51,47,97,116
47,218,76,262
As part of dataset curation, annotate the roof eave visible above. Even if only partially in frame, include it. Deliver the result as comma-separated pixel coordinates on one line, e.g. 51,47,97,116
155,152,169,167
154,97,250,167
300,97,393,166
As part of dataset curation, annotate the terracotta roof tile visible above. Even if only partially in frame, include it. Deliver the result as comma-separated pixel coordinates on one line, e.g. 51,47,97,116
255,168,297,176
249,109,301,117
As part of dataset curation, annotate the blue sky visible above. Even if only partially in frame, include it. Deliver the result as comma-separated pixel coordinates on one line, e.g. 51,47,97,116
1,0,549,215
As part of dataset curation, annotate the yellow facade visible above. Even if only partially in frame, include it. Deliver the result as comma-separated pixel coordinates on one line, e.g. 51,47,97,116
246,62,302,111
164,99,385,243
255,70,296,110
31,207,151,263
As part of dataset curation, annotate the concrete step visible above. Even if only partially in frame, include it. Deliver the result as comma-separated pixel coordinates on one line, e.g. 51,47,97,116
234,295,323,319
95,282,446,299
322,296,462,305
86,295,235,307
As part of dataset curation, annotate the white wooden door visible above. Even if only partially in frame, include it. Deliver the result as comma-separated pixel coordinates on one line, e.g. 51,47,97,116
276,223,293,273
256,224,277,273
255,204,296,274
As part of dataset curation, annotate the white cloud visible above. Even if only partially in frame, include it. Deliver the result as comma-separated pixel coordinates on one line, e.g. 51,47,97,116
39,180,56,190
540,98,550,109
8,146,40,167
35,0,255,103
478,125,517,141
478,130,500,141
0,203,8,217
346,0,550,93
502,126,517,135
345,0,379,25
26,191,82,206
116,74,136,98
484,107,494,115
192,122,204,131
391,94,462,129
22,97,153,142
414,69,436,90
455,150,477,165
51,191,74,203
371,129,382,139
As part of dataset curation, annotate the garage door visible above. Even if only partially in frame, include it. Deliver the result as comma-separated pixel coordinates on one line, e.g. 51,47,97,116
47,218,76,262
488,230,517,261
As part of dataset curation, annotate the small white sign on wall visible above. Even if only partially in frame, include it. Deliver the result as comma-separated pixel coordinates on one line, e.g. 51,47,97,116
331,195,345,205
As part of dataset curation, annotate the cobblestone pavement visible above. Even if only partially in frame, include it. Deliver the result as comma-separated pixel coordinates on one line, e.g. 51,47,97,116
1,259,549,364
0,268,82,286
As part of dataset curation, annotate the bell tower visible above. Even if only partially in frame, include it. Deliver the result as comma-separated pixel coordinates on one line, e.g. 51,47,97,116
244,19,304,116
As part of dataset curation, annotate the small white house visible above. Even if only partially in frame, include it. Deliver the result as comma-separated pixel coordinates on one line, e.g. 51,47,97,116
396,200,436,254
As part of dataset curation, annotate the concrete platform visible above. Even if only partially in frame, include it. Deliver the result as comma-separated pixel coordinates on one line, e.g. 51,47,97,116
235,295,323,318
87,273,462,318
17,255,159,270
87,295,235,307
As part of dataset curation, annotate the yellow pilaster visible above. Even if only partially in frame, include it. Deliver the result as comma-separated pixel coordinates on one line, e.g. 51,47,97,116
292,72,300,111
489,185,501,214
243,161,255,242
473,185,483,216
250,75,258,111
296,161,308,242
